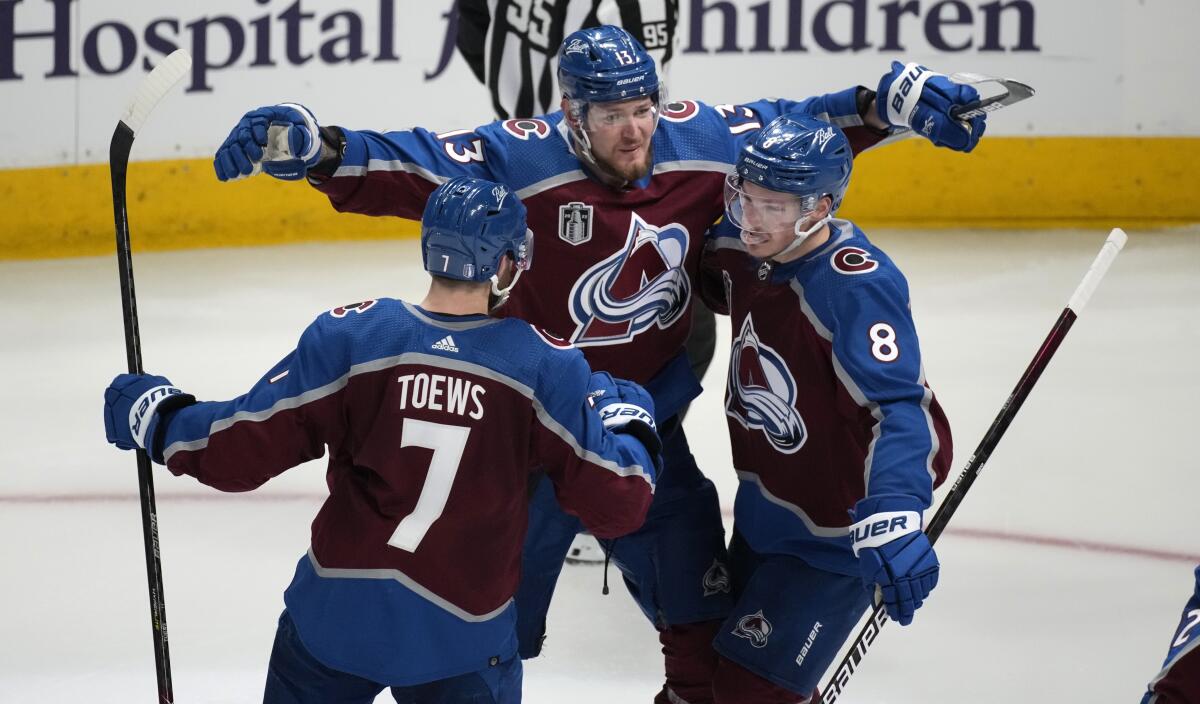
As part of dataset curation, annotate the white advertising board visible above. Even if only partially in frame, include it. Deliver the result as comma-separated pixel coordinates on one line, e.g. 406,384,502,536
0,0,1195,169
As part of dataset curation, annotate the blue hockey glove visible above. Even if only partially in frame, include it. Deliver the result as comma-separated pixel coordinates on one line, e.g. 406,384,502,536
851,493,939,626
588,371,662,466
213,103,323,182
104,373,195,463
877,62,987,152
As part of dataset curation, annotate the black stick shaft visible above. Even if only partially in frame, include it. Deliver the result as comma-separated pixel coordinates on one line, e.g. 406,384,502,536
820,308,1078,703
110,121,174,704
926,309,1076,542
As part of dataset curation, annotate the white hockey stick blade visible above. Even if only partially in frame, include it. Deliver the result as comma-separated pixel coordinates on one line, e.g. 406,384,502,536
121,49,192,136
1067,228,1128,313
948,74,1035,120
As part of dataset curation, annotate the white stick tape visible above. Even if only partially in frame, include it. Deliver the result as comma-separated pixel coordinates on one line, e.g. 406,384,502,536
1067,228,1128,314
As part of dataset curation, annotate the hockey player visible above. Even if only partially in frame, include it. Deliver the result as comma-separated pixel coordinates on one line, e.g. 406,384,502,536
455,0,705,568
698,114,952,702
101,176,661,704
211,25,985,703
1140,565,1200,703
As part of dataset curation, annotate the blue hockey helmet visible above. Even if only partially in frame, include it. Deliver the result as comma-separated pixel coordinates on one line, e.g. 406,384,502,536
421,177,533,296
725,115,853,245
558,25,661,104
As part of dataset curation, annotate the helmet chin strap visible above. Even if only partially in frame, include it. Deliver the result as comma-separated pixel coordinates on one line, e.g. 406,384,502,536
770,214,831,262
564,107,599,167
489,269,523,310
573,127,597,166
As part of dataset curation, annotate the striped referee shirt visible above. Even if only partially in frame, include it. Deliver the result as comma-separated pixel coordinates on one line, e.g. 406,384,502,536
457,0,679,120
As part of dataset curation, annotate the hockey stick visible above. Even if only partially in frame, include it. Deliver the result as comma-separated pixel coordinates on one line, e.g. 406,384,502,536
108,49,192,704
817,228,1128,704
886,73,1033,146
948,74,1036,120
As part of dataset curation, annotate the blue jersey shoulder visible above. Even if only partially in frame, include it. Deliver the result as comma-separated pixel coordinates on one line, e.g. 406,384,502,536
512,323,591,409
307,297,417,367
800,221,910,307
653,99,742,166
473,113,582,192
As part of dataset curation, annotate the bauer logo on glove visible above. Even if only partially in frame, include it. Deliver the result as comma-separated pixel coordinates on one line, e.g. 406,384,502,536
597,403,656,431
129,385,187,448
850,509,921,555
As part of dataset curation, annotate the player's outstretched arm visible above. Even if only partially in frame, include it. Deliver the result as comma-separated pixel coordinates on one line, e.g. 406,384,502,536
102,314,351,492
212,104,501,221
720,60,988,157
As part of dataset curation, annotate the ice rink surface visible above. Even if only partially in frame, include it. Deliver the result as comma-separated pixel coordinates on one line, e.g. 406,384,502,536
2,227,1197,703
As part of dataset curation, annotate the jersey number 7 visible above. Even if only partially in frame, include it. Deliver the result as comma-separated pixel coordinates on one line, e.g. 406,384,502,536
387,419,472,552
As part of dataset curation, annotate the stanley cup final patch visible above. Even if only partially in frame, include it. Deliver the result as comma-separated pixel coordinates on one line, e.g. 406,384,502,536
558,201,594,245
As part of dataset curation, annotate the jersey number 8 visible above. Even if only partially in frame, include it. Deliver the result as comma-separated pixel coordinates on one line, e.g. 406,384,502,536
869,322,899,362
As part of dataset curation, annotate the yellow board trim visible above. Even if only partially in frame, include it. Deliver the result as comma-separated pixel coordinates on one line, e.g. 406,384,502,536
2,137,1197,260
844,136,1200,230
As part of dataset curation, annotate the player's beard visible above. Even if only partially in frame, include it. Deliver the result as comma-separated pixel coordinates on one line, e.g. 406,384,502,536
594,145,652,185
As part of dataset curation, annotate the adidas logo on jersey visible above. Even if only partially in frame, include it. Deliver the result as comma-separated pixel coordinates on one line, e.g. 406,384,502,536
431,335,459,353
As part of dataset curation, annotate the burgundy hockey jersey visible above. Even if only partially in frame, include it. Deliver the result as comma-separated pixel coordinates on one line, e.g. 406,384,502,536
159,299,655,684
702,220,952,576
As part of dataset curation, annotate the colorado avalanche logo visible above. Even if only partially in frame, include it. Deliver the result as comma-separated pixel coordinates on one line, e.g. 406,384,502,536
532,325,574,350
501,118,551,140
733,610,773,648
660,100,700,123
702,559,731,597
831,246,878,275
568,212,691,347
726,315,807,454
329,300,377,318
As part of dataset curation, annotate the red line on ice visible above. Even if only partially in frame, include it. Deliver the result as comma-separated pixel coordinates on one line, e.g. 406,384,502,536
2,492,1197,564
